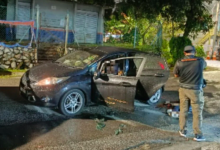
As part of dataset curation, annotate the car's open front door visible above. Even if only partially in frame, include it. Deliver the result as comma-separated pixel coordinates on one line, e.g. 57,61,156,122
93,57,145,111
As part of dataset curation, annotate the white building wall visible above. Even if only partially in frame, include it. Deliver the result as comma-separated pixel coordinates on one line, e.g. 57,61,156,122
6,0,104,44
6,0,16,20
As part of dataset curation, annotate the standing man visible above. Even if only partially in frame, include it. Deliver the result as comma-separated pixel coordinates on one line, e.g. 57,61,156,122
173,45,207,142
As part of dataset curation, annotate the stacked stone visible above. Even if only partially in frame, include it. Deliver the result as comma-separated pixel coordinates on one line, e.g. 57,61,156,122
0,46,36,69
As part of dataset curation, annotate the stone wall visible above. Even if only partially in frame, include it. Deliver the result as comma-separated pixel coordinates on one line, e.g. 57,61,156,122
0,46,36,69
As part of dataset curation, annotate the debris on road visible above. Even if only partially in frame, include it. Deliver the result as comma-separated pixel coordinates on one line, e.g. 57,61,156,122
157,101,192,118
115,124,126,135
95,118,106,130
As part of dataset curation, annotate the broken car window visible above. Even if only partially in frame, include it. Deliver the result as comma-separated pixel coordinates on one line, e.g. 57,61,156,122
101,58,143,77
55,51,101,68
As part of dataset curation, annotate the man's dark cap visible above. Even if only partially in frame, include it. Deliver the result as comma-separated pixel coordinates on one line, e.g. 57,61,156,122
184,45,195,52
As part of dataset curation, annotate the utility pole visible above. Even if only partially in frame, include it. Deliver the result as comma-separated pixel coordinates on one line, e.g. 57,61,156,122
35,5,40,63
64,13,69,55
133,23,137,48
211,1,220,59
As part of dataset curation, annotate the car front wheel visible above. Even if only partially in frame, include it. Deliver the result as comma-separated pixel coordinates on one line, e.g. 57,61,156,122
147,88,162,105
59,89,85,117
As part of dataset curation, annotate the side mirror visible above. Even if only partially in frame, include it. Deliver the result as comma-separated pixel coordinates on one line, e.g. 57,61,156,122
94,71,101,80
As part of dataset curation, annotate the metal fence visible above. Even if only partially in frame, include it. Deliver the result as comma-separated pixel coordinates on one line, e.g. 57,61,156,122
0,4,162,53
102,22,163,53
0,5,36,48
0,5,70,48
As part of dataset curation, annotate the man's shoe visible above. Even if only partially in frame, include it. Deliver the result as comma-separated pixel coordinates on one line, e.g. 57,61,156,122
193,135,206,142
179,130,187,137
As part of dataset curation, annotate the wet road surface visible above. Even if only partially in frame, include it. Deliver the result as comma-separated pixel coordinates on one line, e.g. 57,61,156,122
0,74,220,149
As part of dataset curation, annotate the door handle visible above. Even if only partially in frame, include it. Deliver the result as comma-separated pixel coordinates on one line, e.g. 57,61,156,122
119,82,131,86
154,73,164,77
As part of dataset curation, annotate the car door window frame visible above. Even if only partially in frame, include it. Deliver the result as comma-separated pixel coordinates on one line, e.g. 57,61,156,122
88,53,125,75
99,57,146,78
97,53,125,68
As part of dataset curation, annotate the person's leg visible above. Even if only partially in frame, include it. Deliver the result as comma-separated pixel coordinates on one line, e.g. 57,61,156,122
179,88,189,135
187,89,205,140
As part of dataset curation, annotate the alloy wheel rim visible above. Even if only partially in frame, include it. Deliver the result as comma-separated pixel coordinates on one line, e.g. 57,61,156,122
64,92,83,114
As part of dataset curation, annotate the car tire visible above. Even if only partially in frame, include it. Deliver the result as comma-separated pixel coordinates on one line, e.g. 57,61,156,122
147,88,162,105
59,89,85,117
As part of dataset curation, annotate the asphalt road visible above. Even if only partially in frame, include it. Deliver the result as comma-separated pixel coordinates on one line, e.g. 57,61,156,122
0,71,220,150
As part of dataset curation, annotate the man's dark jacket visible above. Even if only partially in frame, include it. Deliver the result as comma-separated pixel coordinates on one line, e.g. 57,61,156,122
173,55,207,90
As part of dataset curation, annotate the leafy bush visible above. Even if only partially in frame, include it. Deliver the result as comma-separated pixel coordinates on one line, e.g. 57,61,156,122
169,36,192,66
123,28,141,44
107,35,117,44
161,39,173,66
195,46,206,58
138,44,159,53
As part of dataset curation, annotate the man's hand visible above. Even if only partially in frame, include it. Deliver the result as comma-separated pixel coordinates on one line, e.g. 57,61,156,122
174,74,179,78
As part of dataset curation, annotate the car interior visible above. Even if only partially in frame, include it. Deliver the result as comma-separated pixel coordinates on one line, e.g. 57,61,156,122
101,58,142,77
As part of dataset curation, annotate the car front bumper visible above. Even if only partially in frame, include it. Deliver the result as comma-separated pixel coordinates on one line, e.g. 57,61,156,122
19,73,61,107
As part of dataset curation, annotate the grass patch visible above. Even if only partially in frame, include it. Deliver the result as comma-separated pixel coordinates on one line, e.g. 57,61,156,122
67,43,159,53
0,75,20,79
103,43,134,49
4,69,27,72
0,69,26,76
169,66,219,72
204,66,220,71
103,43,159,53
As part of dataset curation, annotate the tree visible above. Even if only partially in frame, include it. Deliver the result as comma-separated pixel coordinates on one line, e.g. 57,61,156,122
163,21,183,38
76,0,213,37
169,36,192,65
120,10,158,44
0,0,7,6
104,15,124,35
160,0,213,37
105,9,159,45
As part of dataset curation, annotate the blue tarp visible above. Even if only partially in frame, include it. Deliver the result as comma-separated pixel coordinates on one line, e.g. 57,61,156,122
0,42,31,48
35,29,74,43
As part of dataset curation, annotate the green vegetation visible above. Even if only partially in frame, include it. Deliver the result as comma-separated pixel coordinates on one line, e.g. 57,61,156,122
0,0,7,6
0,69,26,77
0,75,19,79
104,43,157,51
169,37,192,66
76,0,213,37
115,124,126,135
204,66,220,71
195,46,207,57
3,69,27,72
95,118,106,130
100,0,213,66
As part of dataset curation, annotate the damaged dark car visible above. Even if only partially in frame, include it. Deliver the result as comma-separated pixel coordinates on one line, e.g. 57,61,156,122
19,46,169,116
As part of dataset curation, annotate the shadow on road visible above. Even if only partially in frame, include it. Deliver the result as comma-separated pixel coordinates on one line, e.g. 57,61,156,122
0,87,26,103
0,120,65,150
0,87,116,150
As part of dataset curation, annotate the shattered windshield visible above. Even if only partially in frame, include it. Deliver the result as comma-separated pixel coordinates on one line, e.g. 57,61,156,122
55,51,100,68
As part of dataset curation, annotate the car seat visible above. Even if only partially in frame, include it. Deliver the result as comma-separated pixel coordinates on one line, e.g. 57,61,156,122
106,63,119,75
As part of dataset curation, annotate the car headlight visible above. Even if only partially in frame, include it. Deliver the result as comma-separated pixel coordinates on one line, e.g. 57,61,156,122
34,77,70,86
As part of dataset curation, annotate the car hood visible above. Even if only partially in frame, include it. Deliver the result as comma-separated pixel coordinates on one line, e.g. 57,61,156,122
28,62,84,81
